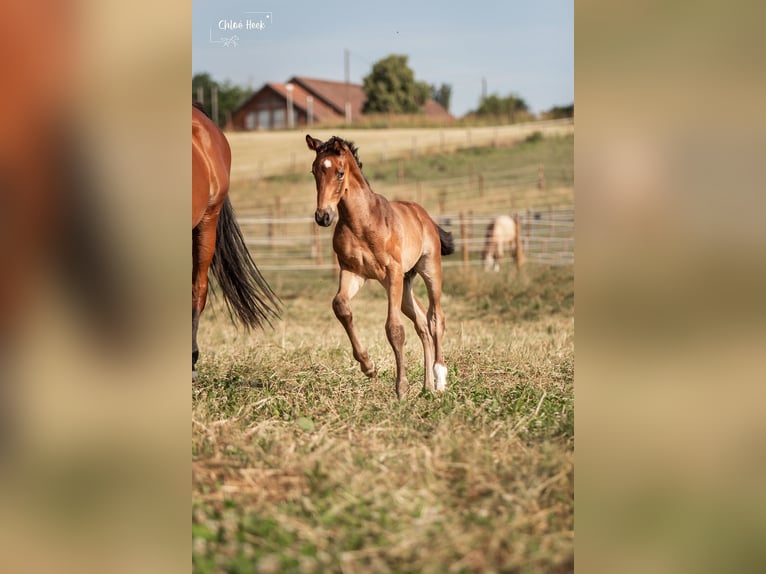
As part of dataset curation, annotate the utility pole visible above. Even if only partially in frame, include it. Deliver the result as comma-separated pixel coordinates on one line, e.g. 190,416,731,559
307,96,314,127
481,77,487,102
286,83,294,129
344,48,352,123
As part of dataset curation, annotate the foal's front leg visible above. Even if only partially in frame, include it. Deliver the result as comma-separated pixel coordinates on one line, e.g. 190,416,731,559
333,270,376,378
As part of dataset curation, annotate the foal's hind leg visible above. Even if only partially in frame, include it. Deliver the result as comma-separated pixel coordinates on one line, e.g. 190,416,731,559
422,259,448,392
333,270,376,378
401,273,436,391
384,267,408,399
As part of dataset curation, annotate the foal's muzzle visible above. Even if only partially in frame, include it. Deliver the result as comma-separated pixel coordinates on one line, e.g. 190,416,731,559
314,207,336,227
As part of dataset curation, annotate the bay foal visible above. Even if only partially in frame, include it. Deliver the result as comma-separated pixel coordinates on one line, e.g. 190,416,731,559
306,135,454,399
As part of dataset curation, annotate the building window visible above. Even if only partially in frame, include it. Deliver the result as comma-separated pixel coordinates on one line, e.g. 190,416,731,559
257,109,269,130
272,108,285,130
245,112,256,130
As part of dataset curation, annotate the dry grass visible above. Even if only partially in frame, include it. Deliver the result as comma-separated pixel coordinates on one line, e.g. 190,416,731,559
192,264,574,573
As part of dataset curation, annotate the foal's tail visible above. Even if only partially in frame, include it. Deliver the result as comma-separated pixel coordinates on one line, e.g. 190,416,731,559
437,224,455,256
210,197,281,329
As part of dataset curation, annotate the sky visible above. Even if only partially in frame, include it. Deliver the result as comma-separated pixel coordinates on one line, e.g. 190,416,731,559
192,1,573,117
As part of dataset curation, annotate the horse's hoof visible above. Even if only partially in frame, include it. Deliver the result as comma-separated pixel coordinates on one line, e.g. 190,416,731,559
396,381,409,400
362,362,377,378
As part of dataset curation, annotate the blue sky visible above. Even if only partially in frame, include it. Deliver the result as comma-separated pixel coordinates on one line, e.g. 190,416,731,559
192,1,573,117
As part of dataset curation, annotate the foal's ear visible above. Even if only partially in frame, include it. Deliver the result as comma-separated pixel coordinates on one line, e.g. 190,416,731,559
306,134,322,151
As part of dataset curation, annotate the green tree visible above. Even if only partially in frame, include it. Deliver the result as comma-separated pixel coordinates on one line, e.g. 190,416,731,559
475,93,529,118
431,83,452,112
543,103,574,119
192,73,249,127
362,55,431,114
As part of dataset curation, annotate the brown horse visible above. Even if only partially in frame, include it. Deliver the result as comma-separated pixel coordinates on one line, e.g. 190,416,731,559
192,103,279,380
306,135,455,399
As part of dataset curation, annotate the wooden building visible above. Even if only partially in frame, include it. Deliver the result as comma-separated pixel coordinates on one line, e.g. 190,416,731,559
230,76,451,130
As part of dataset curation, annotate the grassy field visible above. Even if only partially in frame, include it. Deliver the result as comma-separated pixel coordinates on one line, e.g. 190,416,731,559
231,132,574,215
192,264,574,573
226,119,574,182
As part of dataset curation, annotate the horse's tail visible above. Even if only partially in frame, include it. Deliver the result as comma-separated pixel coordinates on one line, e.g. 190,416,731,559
210,197,281,329
437,224,455,256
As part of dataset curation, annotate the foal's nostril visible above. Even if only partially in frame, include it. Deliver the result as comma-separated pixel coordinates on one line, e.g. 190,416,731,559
315,207,335,227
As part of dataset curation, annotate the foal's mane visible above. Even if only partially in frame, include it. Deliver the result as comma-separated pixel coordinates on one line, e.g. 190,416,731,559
317,136,364,171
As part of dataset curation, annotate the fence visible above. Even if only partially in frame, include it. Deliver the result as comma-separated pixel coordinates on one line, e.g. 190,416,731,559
239,208,573,271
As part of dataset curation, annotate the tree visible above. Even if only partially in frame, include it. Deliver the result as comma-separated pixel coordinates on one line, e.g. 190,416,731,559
474,93,529,122
542,103,574,119
431,83,452,112
362,55,431,114
192,73,249,127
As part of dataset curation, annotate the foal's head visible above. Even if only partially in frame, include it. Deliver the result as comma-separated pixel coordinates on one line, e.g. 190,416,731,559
306,135,363,227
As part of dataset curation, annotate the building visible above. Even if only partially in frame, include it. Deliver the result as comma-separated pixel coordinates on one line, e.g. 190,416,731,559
230,76,452,131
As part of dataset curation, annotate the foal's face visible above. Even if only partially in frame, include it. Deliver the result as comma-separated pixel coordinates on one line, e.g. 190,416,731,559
306,135,350,227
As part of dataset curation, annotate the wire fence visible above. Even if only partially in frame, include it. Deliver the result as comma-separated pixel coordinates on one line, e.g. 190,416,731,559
240,207,573,271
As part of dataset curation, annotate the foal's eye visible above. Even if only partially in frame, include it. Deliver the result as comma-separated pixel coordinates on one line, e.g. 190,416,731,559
337,170,345,180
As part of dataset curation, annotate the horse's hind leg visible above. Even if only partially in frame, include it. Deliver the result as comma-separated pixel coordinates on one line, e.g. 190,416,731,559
333,270,376,378
192,214,218,381
401,273,436,391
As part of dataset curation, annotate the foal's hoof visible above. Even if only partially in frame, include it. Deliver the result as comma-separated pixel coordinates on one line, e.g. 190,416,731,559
434,363,448,392
396,380,409,400
362,361,377,378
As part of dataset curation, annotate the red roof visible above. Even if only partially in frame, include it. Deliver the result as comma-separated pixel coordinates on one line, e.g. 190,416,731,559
289,76,367,119
423,98,451,117
266,82,341,120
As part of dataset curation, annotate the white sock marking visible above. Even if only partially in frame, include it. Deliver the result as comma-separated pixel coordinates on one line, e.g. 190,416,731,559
434,363,447,392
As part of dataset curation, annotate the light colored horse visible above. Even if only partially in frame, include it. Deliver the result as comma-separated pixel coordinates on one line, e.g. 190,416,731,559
482,214,525,271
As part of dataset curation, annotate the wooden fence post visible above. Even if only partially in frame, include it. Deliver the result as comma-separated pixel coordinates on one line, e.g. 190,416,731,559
274,197,281,249
460,211,468,271
267,207,274,252
514,213,525,270
526,208,532,260
312,221,322,266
